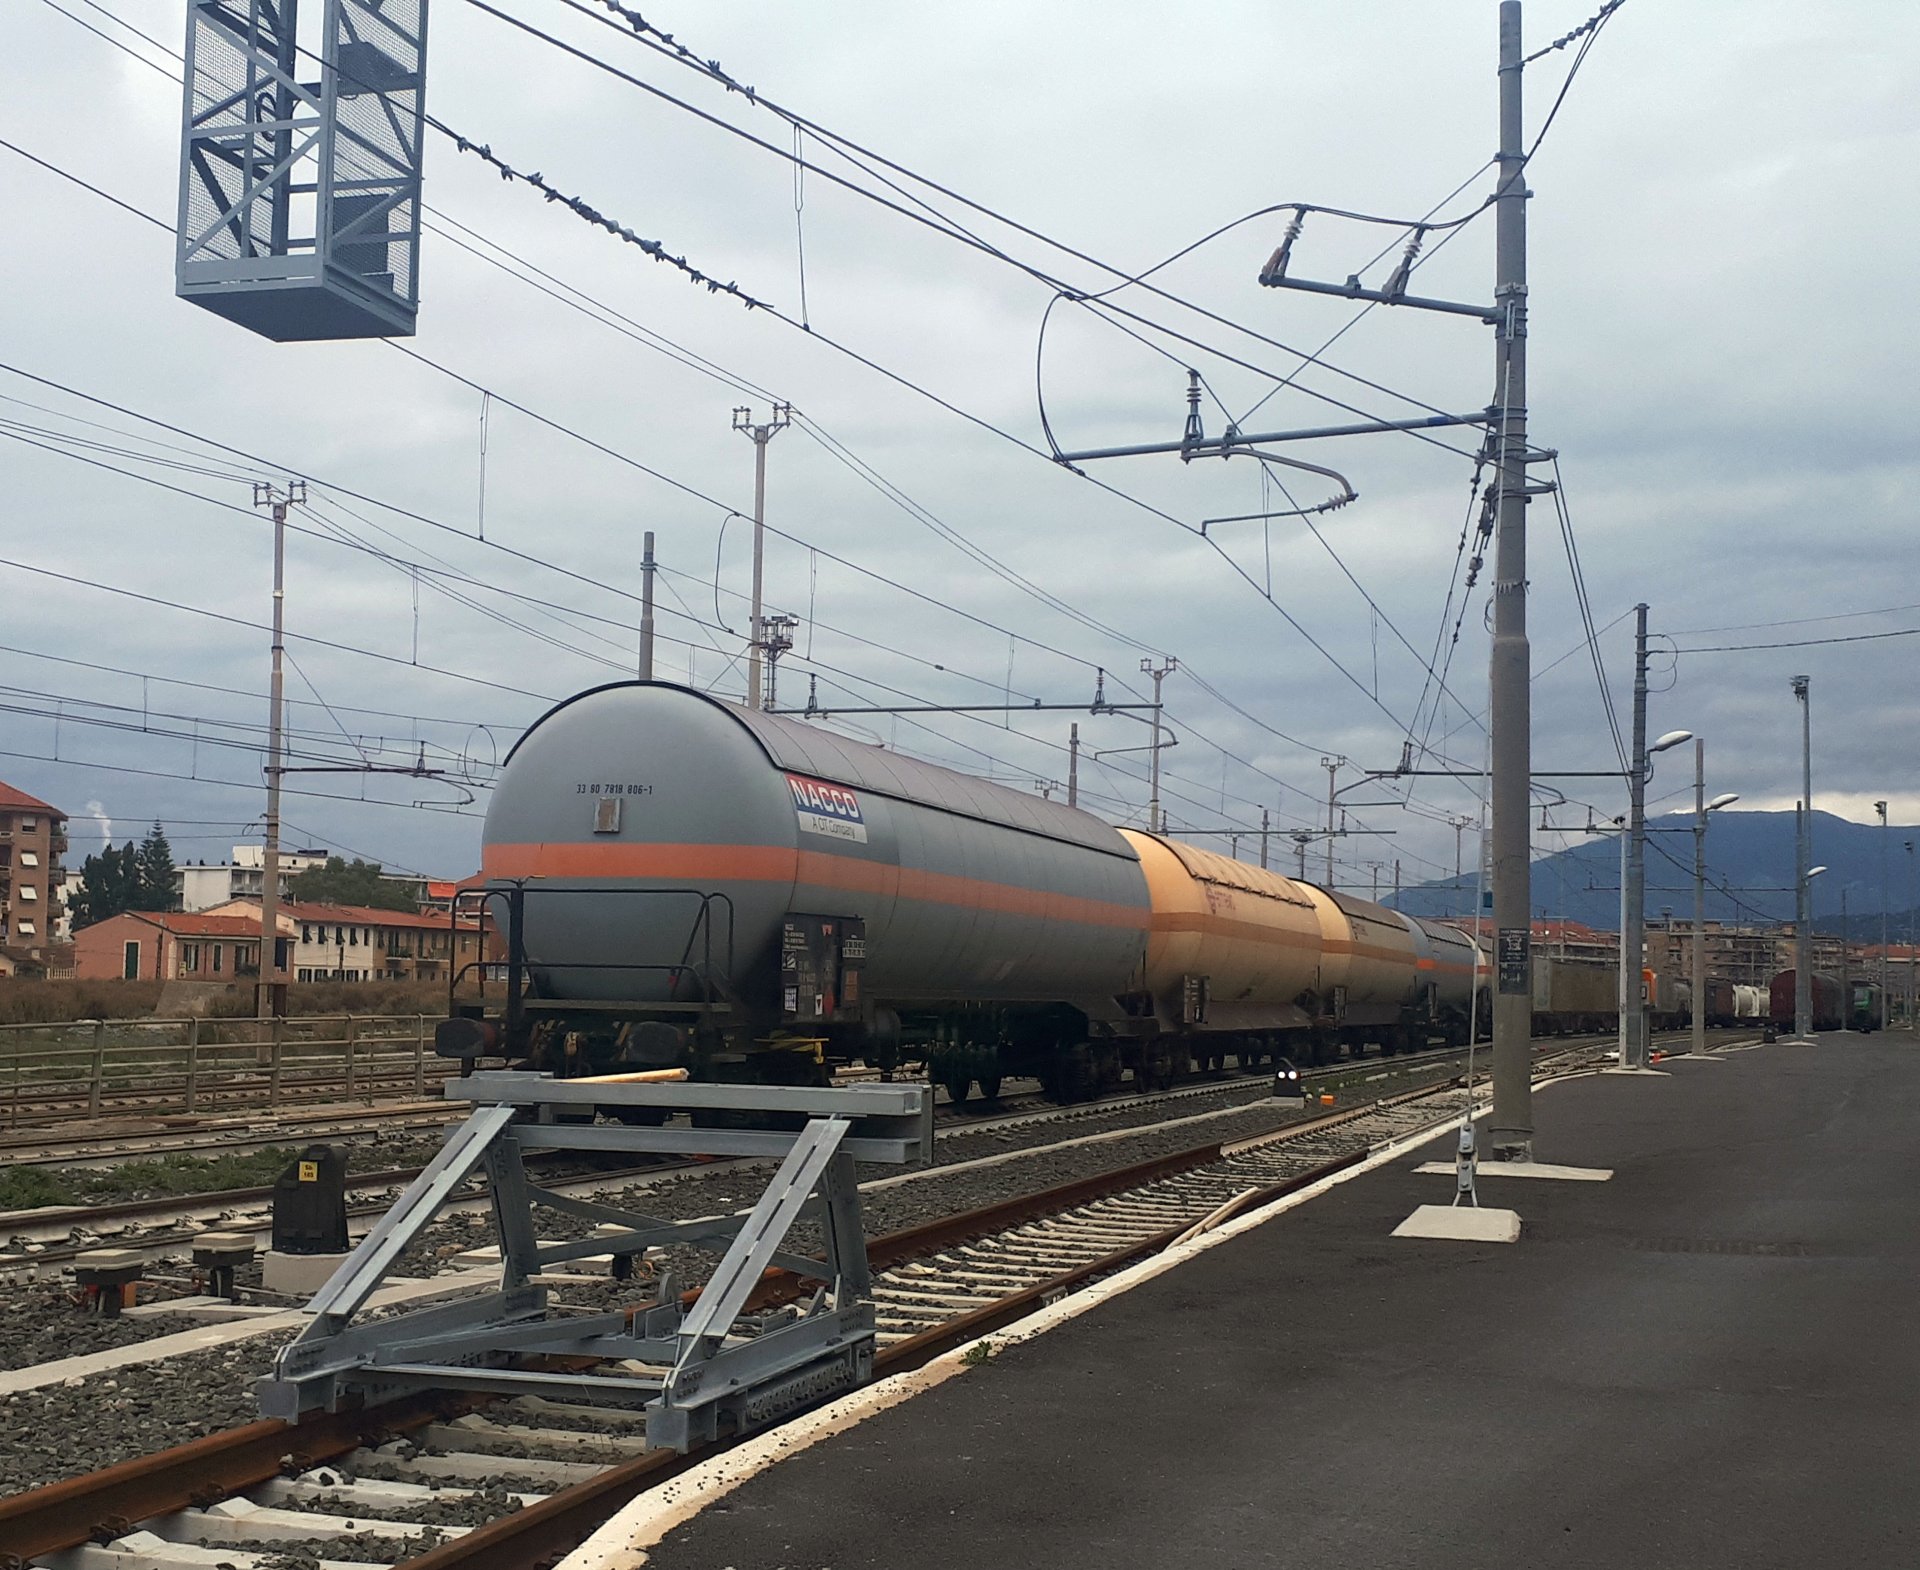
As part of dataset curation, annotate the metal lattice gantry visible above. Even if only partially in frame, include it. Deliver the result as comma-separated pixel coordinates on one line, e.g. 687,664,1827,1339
176,0,428,340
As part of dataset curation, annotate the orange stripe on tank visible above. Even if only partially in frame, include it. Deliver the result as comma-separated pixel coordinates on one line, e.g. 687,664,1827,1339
484,842,800,883
482,842,1148,932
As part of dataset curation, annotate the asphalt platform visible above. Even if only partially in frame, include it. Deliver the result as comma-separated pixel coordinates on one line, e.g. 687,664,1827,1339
641,1038,1918,1570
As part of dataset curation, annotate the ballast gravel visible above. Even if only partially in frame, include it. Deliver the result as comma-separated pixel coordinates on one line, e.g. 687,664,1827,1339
0,1337,270,1495
0,1278,209,1372
0,1064,1450,1495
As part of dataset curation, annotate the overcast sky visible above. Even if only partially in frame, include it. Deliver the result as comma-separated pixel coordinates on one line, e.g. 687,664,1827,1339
1,0,1914,901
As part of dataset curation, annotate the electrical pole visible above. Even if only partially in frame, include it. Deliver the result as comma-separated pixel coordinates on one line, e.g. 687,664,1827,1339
1486,0,1535,1156
252,479,303,1020
732,403,790,710
1840,882,1851,1027
1622,603,1651,1067
1896,836,1912,1021
1876,800,1889,1029
1259,807,1270,870
639,529,657,680
1141,656,1177,832
1693,739,1709,1057
1321,755,1346,887
1293,831,1310,880
1793,674,1813,1038
1068,723,1080,809
1616,815,1629,1062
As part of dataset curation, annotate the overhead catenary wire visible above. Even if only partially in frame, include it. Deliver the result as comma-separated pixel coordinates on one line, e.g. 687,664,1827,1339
0,41,1410,809
15,12,1512,852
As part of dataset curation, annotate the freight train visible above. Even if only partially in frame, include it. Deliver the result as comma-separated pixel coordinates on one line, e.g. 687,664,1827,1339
438,682,1491,1102
438,683,1750,1099
1767,970,1881,1033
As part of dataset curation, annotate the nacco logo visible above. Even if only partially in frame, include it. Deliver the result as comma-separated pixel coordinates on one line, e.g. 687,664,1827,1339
786,774,863,823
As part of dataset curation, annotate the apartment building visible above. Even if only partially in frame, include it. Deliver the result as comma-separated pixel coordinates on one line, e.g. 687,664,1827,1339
0,781,68,971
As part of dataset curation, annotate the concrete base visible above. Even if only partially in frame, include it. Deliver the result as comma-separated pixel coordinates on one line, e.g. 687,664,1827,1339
263,1250,351,1297
1416,1161,1612,1182
1391,1203,1522,1243
1601,1066,1670,1077
125,1295,284,1322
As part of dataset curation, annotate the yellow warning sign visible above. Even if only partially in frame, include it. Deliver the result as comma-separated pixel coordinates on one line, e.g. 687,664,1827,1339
298,1160,318,1182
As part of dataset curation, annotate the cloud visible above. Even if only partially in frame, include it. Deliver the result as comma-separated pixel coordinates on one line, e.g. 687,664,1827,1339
0,0,1914,895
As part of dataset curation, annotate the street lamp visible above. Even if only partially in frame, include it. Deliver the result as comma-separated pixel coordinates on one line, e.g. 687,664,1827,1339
1876,801,1890,1030
1690,735,1738,1057
1908,839,1917,1028
1792,676,1814,1040
1624,727,1694,1066
1794,864,1829,1039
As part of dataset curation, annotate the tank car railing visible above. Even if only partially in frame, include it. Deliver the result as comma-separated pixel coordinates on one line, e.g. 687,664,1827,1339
447,884,738,1043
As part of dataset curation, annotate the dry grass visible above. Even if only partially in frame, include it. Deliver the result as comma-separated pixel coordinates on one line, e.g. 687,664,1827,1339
0,978,461,1024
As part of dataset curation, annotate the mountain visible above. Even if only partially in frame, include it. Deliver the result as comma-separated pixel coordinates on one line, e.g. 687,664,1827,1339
1388,810,1920,935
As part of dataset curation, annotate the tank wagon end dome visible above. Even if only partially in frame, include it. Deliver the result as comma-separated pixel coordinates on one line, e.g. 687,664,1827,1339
497,681,1134,857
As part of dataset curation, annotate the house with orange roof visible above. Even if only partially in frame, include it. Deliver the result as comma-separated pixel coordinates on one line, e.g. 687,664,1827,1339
72,909,263,981
209,898,488,983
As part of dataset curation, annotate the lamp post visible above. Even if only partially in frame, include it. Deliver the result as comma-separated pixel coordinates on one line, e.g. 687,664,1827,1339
1692,735,1738,1057
1876,801,1889,1029
1798,864,1829,1037
1791,676,1814,1038
1624,726,1693,1066
1908,839,1917,1028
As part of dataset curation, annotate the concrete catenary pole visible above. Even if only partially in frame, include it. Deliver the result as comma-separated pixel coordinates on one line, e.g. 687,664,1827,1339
1616,815,1629,1063
1141,657,1177,832
1487,0,1535,1157
1067,723,1080,810
253,480,302,1019
1793,674,1813,1037
1907,839,1916,1026
1840,883,1851,1026
639,530,657,680
733,403,790,710
1622,604,1651,1067
1321,755,1345,887
1693,739,1707,1057
1260,806,1270,869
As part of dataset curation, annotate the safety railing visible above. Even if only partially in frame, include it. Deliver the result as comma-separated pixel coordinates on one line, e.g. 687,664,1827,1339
0,1014,455,1133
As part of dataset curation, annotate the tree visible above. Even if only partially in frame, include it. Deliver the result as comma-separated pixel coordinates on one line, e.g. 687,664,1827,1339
287,856,418,912
68,841,144,929
136,821,177,910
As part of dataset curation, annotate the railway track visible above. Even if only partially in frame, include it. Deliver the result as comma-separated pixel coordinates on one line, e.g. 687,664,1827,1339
0,1035,1650,1569
1,1029,1724,1275
0,1026,1521,1170
0,1035,1510,1275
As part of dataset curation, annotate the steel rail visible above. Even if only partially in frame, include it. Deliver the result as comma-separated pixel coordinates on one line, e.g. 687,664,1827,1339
0,1035,1717,1566
393,1146,1379,1570
0,1392,474,1565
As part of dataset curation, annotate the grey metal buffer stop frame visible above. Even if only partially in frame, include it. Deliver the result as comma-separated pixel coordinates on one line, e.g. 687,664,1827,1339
259,1073,932,1452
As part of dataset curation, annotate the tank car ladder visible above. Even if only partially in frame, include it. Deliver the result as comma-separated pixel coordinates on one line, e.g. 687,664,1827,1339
257,1072,931,1451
